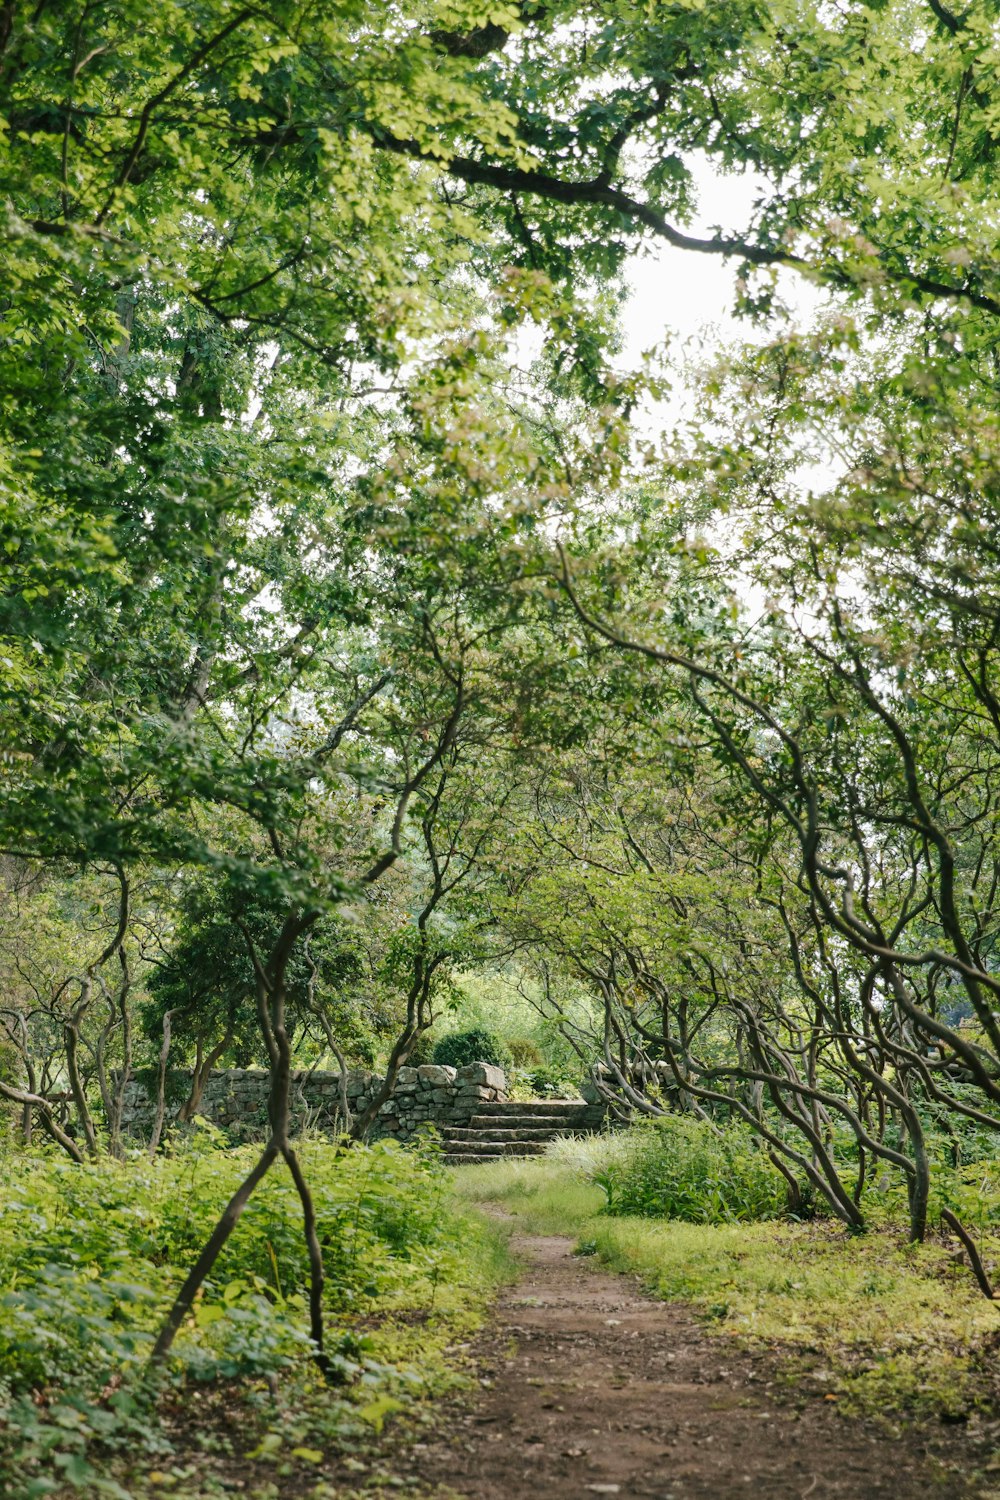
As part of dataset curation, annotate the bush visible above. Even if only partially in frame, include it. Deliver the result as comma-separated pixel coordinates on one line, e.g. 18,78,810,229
593,1116,786,1224
0,1135,507,1496
405,1030,436,1067
507,1038,543,1068
507,1064,578,1100
526,1063,578,1097
432,1028,512,1071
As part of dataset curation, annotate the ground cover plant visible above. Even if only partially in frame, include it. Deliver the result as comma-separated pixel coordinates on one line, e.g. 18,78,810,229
452,1137,1000,1426
590,1117,789,1224
0,1134,511,1500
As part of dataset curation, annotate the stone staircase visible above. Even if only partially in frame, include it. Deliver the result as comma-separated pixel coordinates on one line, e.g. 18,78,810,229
440,1098,606,1164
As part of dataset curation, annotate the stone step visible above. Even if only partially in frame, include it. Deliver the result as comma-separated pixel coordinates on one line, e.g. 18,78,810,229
465,1116,599,1134
443,1139,547,1157
466,1110,594,1124
440,1124,568,1141
469,1100,603,1120
445,1152,511,1164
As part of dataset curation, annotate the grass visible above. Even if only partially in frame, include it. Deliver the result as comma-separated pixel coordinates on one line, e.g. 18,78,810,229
451,1154,1000,1423
0,1136,517,1500
6,1130,997,1494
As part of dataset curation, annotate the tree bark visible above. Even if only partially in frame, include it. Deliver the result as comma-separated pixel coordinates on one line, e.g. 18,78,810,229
148,1009,173,1159
64,978,100,1160
148,1140,278,1367
0,1078,85,1163
176,1029,232,1123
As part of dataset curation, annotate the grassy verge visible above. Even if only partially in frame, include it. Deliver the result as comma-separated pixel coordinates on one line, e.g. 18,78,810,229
0,1137,515,1500
452,1156,1000,1424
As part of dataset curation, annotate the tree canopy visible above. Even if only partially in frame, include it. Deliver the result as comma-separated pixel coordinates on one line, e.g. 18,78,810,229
3,0,1000,1408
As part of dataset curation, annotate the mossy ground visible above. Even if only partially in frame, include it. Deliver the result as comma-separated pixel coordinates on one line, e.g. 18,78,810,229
452,1156,1000,1425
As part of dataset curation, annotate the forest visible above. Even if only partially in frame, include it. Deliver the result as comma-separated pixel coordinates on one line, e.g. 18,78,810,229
1,2,999,1496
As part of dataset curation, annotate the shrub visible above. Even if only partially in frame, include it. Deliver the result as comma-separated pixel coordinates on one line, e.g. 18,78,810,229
593,1116,786,1224
432,1028,512,1071
0,1135,507,1496
405,1030,436,1067
507,1063,578,1100
507,1038,543,1068
525,1063,578,1097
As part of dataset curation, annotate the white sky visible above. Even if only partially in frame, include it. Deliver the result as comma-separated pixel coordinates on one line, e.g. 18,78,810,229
619,163,763,361
613,160,840,620
621,155,828,353
616,161,836,507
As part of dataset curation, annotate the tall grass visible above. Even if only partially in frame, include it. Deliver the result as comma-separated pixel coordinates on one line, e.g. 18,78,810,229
452,1155,604,1232
547,1117,786,1224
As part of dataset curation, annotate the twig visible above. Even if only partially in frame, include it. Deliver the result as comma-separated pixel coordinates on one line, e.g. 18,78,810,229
942,1207,997,1300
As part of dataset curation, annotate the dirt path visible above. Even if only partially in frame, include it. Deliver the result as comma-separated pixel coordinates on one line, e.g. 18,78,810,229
402,1230,989,1500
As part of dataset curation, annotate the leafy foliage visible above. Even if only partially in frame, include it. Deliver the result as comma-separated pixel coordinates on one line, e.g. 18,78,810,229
0,1135,505,1497
142,881,388,1073
593,1119,787,1225
432,1028,513,1071
6,0,1000,1485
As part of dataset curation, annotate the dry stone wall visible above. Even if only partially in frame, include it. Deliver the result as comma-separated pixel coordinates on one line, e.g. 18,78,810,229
120,1062,509,1143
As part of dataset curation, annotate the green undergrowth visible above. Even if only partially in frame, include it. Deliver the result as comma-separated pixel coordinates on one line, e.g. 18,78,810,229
0,1133,514,1499
451,1155,1000,1425
546,1116,1000,1233
583,1116,788,1223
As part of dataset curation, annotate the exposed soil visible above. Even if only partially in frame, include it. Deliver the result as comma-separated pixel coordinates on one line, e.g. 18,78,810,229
398,1230,997,1500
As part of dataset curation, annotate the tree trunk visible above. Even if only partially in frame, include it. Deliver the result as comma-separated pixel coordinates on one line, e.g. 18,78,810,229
0,1079,85,1163
148,912,324,1373
148,1010,173,1160
177,1031,232,1123
64,979,100,1160
148,1140,279,1367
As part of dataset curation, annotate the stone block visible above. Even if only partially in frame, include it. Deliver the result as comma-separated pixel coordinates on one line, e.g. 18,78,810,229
125,1059,529,1142
417,1064,457,1087
455,1062,506,1091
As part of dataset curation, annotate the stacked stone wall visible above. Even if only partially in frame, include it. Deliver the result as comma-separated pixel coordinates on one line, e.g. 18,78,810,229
120,1062,509,1143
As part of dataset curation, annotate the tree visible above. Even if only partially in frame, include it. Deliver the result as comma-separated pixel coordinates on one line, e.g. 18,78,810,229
7,0,1000,1352
1,0,622,1370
